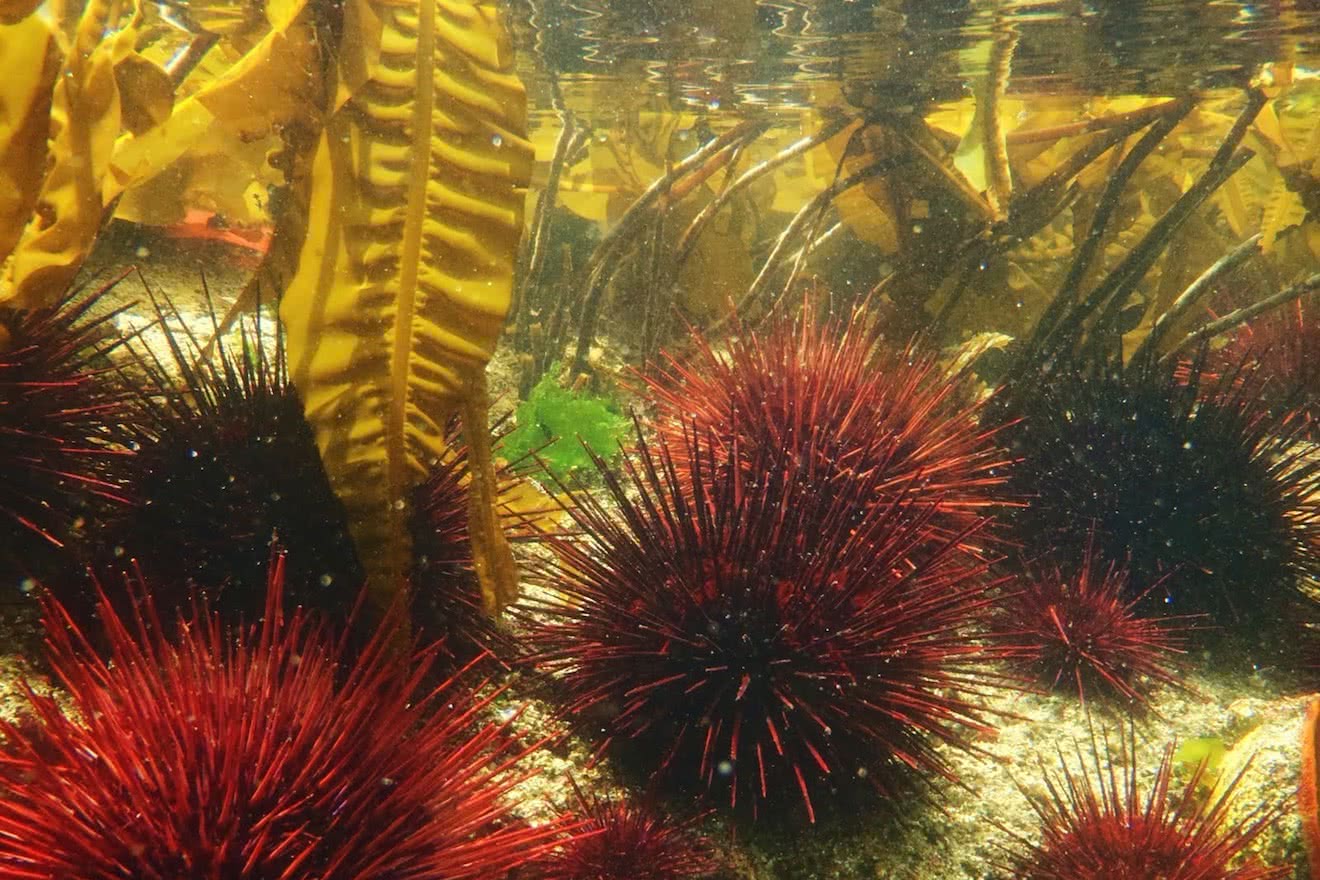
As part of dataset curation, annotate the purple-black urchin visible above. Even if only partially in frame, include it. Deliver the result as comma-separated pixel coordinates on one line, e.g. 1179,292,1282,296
1006,728,1287,880
990,353,1320,625
412,443,503,664
642,307,1013,561
94,300,361,622
0,280,134,584
523,421,1020,823
992,546,1192,710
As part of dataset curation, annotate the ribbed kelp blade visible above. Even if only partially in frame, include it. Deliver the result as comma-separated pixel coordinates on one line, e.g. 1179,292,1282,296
279,0,532,613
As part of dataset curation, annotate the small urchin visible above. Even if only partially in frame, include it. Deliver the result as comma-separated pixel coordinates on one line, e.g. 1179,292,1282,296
523,421,1020,822
992,545,1192,710
1007,729,1287,880
535,780,720,880
410,417,541,666
0,552,566,878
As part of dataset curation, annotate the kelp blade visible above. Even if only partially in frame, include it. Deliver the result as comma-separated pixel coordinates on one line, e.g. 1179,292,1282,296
280,0,532,611
0,0,141,307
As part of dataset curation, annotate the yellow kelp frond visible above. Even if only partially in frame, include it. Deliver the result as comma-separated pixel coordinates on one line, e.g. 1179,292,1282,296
0,13,60,265
105,0,338,204
280,0,533,612
0,0,148,307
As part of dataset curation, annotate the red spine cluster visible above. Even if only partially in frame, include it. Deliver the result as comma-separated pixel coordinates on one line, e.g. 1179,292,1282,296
0,554,565,879
0,281,133,570
1010,731,1287,880
642,309,1011,558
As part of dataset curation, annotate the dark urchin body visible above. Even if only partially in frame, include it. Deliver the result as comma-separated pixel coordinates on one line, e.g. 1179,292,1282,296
524,423,1019,823
410,420,520,666
991,355,1320,624
96,307,361,623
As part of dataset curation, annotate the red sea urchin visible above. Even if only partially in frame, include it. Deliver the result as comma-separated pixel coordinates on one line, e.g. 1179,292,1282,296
0,280,133,580
535,781,720,880
0,552,565,879
1008,729,1286,880
993,546,1192,710
643,307,1011,558
523,422,1019,822
1209,297,1320,439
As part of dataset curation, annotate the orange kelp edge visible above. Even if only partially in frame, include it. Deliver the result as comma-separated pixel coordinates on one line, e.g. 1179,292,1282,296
1300,696,1320,879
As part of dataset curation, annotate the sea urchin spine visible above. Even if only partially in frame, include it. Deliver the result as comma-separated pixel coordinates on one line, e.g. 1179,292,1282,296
0,279,133,577
0,552,564,879
524,421,1019,822
1009,728,1286,880
643,306,1012,559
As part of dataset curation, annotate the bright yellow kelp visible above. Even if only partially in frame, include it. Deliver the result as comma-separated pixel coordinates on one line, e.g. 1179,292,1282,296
0,12,60,267
280,0,533,613
0,0,336,307
105,0,337,203
0,0,157,307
